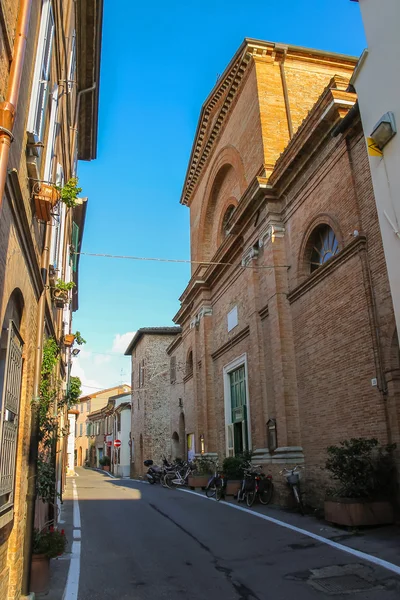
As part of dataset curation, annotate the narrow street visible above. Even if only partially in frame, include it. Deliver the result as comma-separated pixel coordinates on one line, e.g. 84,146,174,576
66,469,400,600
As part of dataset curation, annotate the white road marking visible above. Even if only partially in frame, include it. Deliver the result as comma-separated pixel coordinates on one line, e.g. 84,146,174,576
178,488,400,577
64,481,81,600
72,481,81,529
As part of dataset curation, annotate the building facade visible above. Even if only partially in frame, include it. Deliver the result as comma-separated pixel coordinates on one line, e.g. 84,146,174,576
75,385,130,466
0,1,103,598
125,328,181,477
168,39,400,506
350,0,400,336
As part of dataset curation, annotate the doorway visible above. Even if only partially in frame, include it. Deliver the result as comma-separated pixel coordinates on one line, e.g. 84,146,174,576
223,355,251,456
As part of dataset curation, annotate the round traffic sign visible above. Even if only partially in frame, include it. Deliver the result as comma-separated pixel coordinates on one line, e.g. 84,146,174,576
114,439,121,448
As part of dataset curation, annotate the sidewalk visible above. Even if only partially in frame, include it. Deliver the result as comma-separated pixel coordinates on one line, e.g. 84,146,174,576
42,477,75,600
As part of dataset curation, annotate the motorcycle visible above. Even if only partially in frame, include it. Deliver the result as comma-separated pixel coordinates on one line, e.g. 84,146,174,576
144,457,171,484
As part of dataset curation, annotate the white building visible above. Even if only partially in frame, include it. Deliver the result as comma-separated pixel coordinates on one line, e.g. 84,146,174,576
351,0,400,336
111,393,132,477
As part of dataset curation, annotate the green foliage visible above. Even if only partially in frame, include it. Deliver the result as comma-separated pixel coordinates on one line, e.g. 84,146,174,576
33,527,67,558
74,331,86,345
99,456,111,467
37,458,57,504
56,177,82,208
67,376,82,406
223,451,254,480
193,456,215,475
55,279,75,292
325,438,397,499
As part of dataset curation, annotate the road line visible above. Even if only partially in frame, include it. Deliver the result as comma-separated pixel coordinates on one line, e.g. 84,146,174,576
178,488,400,577
64,482,81,600
72,481,81,529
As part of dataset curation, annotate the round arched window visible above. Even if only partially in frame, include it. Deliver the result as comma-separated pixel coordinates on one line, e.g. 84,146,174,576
221,205,236,238
309,225,339,272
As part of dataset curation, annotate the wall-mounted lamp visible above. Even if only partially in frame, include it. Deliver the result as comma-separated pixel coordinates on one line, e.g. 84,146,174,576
200,434,205,454
370,112,396,150
267,418,277,453
72,348,80,357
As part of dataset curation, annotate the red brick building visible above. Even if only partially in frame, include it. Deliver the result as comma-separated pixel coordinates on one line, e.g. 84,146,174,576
169,39,400,506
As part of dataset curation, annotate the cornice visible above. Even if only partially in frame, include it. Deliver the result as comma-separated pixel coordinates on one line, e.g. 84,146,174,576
259,304,269,321
288,235,366,304
211,326,250,361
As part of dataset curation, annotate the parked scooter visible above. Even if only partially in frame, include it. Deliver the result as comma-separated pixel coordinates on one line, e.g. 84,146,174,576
144,457,171,484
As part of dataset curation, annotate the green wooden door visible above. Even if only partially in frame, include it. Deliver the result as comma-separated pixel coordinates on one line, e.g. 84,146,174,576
229,366,247,454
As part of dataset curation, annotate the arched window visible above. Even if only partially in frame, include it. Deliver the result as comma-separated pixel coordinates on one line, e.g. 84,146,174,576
221,205,236,239
186,350,193,377
309,224,339,272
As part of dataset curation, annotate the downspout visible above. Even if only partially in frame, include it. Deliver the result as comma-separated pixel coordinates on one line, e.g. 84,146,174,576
0,0,32,211
70,84,96,174
21,223,52,597
276,44,293,139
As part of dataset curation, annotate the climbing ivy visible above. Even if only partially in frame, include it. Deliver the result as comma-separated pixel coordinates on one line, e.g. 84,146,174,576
67,376,82,407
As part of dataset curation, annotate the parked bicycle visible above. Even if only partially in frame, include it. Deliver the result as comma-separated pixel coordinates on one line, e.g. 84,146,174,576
280,465,304,514
205,462,221,498
164,460,194,489
237,463,273,506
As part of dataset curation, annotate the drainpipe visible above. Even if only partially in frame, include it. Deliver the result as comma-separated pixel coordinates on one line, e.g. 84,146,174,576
70,84,96,174
0,0,32,211
21,222,52,597
276,44,293,139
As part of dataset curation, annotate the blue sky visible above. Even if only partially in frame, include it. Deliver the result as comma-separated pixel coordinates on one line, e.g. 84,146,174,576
72,0,366,394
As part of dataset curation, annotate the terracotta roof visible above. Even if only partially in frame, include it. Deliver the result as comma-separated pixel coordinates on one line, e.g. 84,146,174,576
124,327,182,355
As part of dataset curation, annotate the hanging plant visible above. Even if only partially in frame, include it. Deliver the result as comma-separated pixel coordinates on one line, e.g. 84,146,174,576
52,280,75,309
66,376,82,407
74,331,86,345
56,177,82,208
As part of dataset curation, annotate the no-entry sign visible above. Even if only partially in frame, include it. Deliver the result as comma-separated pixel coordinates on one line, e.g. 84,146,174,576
114,439,121,448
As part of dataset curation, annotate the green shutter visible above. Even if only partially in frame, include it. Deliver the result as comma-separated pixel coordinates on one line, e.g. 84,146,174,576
71,222,79,272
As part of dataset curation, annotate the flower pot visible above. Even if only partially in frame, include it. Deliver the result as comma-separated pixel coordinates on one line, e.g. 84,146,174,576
188,475,210,489
102,465,110,472
324,498,394,527
30,554,50,594
225,480,241,496
64,334,75,347
53,288,68,308
33,183,60,222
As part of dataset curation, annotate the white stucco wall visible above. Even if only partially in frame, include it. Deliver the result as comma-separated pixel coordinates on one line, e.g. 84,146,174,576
353,0,400,334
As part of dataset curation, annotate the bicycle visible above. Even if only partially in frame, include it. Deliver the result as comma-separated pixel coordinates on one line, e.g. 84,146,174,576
245,471,274,507
280,465,304,514
164,460,194,489
237,462,255,502
215,473,226,501
205,462,221,498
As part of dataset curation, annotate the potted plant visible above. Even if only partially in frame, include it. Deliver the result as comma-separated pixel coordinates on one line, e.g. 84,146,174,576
100,455,111,472
324,438,396,526
63,333,75,347
188,457,215,489
31,526,67,594
74,331,86,345
32,182,60,222
53,279,75,308
56,177,82,208
222,456,245,496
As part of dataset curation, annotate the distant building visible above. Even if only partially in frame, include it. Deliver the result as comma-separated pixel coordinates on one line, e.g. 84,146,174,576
75,385,130,466
125,328,181,477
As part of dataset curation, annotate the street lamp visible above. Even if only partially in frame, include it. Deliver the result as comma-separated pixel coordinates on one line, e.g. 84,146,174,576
72,348,80,357
370,112,397,150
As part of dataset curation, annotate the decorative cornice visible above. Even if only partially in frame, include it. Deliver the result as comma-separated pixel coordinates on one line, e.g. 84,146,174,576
190,306,213,329
241,245,259,267
211,326,250,361
259,222,285,247
288,235,366,304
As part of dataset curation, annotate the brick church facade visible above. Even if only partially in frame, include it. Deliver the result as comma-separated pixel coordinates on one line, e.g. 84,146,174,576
167,39,400,506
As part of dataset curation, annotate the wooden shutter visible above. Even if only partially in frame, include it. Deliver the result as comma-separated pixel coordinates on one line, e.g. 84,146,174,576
0,321,24,509
43,85,58,181
27,0,55,140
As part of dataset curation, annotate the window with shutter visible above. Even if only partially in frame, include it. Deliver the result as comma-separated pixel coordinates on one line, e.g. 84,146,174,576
27,0,55,142
43,85,58,181
0,321,24,511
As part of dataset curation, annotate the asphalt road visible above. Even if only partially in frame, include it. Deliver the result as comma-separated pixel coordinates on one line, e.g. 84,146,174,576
75,469,400,600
